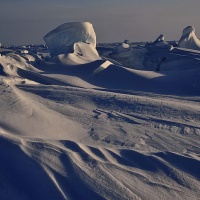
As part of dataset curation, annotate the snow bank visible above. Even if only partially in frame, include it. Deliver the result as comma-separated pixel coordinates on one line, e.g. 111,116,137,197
44,22,96,57
178,26,200,50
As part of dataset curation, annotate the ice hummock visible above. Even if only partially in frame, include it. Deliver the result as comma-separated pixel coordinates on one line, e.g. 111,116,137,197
44,22,96,57
178,26,200,50
148,34,173,50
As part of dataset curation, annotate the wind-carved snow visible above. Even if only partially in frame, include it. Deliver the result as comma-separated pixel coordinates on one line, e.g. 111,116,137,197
178,26,200,50
43,22,96,57
0,24,200,200
53,42,101,65
44,22,102,66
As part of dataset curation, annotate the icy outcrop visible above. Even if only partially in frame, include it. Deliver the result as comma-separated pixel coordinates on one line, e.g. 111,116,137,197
143,35,173,71
152,34,165,44
178,26,200,50
150,34,173,50
44,22,96,57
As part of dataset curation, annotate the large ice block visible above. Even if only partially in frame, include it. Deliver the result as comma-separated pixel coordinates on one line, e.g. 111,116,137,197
44,22,96,57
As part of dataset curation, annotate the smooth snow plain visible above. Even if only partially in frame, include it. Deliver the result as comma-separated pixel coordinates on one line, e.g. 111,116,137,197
0,24,200,200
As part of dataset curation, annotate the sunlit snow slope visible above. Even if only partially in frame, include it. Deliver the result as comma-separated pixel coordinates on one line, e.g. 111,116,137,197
0,44,200,200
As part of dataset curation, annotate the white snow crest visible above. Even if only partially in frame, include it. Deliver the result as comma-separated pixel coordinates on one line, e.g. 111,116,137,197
178,26,200,50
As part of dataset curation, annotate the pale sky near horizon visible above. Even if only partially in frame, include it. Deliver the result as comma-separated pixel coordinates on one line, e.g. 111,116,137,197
0,0,200,45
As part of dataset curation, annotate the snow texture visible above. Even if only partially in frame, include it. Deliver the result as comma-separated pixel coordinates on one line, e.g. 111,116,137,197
0,25,200,200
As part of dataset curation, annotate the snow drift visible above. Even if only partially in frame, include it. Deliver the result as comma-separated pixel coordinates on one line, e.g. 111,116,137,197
51,42,101,65
1,26,200,200
178,26,200,50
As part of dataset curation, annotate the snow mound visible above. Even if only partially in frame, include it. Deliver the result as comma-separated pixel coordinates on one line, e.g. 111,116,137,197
178,26,200,50
51,42,101,65
44,22,96,57
114,40,130,54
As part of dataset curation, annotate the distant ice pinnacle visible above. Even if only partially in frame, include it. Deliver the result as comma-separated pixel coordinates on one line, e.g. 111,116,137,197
147,34,173,51
178,26,200,51
44,22,96,57
152,34,165,44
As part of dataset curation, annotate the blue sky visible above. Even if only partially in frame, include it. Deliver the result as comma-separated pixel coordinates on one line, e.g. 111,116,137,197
0,0,200,45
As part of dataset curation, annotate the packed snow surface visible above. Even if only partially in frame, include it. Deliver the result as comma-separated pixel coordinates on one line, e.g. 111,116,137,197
0,34,200,199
